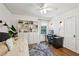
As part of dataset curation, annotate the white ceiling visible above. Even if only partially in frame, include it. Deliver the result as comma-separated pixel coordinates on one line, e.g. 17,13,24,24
4,3,79,19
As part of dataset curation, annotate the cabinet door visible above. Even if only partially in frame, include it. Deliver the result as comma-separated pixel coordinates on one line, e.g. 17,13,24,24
23,33,29,42
33,32,39,43
64,17,76,52
28,32,34,44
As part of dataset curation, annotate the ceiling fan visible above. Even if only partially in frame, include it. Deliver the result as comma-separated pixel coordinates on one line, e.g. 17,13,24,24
36,3,52,14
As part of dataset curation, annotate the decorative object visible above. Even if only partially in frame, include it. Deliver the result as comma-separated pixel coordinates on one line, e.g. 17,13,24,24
6,38,14,51
0,43,8,56
48,30,54,35
18,20,38,32
60,21,62,23
0,20,2,26
3,22,8,26
0,21,17,38
0,20,2,23
5,25,17,38
41,26,47,34
0,32,9,42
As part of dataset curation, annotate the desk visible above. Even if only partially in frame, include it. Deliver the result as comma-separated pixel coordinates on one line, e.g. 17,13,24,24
47,35,64,49
53,36,64,48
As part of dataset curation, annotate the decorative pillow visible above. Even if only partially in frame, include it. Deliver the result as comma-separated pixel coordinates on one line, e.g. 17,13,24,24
0,32,10,42
0,43,8,56
6,38,14,51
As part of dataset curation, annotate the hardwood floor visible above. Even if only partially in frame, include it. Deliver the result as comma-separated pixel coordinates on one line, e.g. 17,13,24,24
28,42,79,56
49,45,79,56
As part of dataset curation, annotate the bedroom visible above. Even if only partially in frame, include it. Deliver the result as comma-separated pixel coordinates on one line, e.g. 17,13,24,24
0,3,79,56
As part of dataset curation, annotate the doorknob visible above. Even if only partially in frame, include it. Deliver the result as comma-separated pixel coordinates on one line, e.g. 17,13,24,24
73,35,76,38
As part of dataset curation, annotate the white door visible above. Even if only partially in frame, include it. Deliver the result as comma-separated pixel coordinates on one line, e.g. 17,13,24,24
76,16,79,53
64,16,76,52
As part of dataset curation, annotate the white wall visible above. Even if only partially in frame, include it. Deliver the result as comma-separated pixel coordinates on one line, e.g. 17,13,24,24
0,4,17,32
48,17,64,36
0,4,17,26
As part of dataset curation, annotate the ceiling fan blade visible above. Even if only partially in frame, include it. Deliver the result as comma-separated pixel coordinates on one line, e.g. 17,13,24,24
46,8,52,11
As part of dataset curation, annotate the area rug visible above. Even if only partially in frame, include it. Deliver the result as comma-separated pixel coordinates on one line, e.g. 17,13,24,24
29,42,53,56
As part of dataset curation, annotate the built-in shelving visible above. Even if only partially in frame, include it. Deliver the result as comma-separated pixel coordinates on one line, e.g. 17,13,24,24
18,20,38,32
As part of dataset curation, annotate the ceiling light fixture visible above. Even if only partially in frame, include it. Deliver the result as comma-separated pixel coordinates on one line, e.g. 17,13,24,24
40,9,47,14
39,3,52,14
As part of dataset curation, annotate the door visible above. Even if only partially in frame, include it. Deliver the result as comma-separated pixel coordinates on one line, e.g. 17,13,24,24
64,16,76,52
76,16,79,53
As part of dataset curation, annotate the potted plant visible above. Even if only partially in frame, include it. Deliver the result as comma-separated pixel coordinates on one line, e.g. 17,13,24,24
3,22,17,38
6,25,17,50
8,25,17,38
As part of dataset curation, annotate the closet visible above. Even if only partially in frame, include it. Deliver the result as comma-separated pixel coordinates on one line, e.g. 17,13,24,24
64,16,76,52
64,15,79,53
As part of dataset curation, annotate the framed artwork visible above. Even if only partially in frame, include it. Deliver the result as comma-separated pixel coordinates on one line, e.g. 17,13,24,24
41,26,47,34
18,20,38,32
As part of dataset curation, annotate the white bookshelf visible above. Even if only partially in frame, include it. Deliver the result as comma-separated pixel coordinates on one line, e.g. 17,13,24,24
18,20,39,44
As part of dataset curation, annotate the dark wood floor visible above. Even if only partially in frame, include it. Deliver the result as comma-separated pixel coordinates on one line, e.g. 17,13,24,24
49,45,79,56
